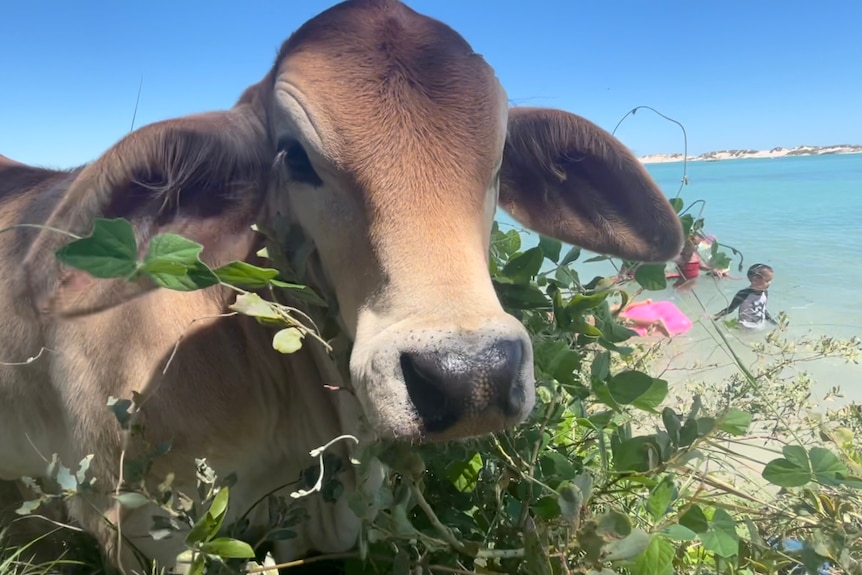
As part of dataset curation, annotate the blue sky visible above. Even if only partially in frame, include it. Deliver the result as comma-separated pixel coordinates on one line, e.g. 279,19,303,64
2,1,860,167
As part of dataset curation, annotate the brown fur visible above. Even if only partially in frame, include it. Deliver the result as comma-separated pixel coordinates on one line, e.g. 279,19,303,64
0,1,682,572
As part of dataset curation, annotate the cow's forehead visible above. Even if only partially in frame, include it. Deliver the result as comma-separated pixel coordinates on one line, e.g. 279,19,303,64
269,0,507,187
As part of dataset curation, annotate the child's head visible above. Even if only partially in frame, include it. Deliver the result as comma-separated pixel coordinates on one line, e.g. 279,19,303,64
747,263,774,289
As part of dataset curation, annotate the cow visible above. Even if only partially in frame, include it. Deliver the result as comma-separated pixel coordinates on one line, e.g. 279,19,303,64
0,0,683,572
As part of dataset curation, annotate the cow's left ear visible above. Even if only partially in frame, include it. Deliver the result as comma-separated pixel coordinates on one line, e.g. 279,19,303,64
499,107,684,263
22,108,273,316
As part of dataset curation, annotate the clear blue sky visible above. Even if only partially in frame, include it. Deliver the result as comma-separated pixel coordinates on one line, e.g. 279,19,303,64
2,1,860,167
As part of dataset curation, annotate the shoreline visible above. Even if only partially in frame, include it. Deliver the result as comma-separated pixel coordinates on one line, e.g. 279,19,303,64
639,145,862,164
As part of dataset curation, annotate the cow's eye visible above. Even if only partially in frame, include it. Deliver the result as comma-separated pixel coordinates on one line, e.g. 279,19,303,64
277,138,323,187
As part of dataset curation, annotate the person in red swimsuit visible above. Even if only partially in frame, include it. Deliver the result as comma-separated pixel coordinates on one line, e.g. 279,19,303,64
672,233,731,288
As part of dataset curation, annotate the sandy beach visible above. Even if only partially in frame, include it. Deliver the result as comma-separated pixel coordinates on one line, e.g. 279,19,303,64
639,144,862,164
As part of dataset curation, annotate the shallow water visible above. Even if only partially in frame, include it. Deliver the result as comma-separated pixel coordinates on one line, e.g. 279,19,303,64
497,153,862,403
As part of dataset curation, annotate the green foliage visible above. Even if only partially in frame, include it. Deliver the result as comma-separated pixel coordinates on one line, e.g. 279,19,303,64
54,218,329,356
55,217,138,278
12,214,860,575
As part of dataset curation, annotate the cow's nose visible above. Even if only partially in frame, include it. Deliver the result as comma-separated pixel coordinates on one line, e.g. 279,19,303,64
399,339,525,434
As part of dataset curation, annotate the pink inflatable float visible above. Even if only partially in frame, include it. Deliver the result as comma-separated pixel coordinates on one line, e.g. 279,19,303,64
620,300,692,337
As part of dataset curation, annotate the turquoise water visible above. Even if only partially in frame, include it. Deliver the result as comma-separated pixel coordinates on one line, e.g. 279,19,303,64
497,153,862,402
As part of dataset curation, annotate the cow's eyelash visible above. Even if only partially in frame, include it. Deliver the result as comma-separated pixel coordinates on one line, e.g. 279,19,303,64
277,138,323,187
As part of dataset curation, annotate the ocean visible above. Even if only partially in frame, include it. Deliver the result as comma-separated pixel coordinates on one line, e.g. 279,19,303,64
497,153,862,404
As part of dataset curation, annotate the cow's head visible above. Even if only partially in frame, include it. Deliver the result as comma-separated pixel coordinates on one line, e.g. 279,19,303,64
26,0,683,442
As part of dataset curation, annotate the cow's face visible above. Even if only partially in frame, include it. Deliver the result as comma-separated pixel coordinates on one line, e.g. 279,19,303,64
262,0,683,441
265,1,526,440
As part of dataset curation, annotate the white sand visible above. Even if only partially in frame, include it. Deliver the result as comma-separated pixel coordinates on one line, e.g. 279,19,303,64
639,145,862,164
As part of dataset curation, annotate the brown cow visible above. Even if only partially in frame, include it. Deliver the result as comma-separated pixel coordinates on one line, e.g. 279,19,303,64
0,0,683,572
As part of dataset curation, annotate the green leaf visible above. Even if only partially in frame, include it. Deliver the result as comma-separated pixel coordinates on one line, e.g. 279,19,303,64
591,351,611,382
538,236,562,263
446,452,483,493
188,554,205,575
229,293,280,321
554,265,580,288
592,381,622,411
634,263,668,291
669,197,684,213
493,282,550,310
700,508,739,558
679,214,695,237
586,410,614,429
185,514,218,546
495,228,522,256
213,261,279,288
783,444,810,469
199,537,256,559
809,447,848,486
762,445,817,488
573,319,603,338
762,459,811,487
560,246,582,266
141,233,219,291
501,247,545,284
597,510,632,538
662,408,681,447
186,487,230,545
573,472,593,504
56,217,138,278
272,327,304,354
548,348,582,386
631,378,669,412
540,451,578,481
662,523,697,542
533,496,561,521
696,416,716,436
270,280,328,307
607,370,654,405
647,477,675,521
718,408,752,436
679,504,709,534
151,261,218,291
556,483,582,522
566,292,610,314
679,418,699,447
613,436,661,473
802,544,831,575
584,255,609,263
603,528,650,562
209,486,230,523
628,534,674,575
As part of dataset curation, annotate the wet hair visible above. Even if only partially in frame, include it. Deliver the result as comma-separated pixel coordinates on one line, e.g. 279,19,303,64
747,263,773,281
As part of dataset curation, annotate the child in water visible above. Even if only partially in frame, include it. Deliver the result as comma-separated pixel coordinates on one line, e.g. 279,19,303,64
713,263,777,329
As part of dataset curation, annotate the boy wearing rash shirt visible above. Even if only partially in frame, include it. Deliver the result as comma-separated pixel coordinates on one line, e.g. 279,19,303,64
713,263,777,329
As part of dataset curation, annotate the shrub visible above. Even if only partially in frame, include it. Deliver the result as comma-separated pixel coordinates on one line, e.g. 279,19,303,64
7,208,861,575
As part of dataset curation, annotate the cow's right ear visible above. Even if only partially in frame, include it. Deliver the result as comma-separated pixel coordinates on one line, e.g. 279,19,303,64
22,108,273,316
499,107,684,263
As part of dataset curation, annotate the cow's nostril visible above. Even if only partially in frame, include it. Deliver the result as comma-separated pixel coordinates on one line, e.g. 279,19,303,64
400,352,461,433
400,339,526,434
495,339,525,417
